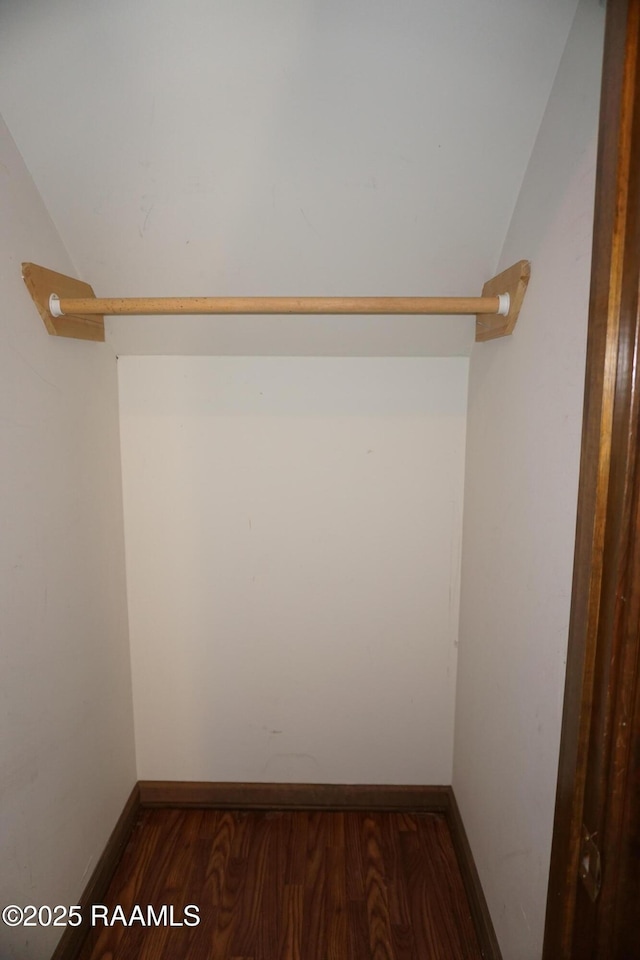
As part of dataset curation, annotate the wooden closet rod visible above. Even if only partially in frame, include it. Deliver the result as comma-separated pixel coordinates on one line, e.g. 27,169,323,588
50,295,505,317
21,260,531,343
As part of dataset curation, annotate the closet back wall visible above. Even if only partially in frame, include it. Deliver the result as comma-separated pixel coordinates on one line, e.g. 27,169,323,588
118,356,467,783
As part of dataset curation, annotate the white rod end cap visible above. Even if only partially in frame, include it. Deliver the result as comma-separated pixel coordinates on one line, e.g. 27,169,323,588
49,294,64,317
497,293,510,317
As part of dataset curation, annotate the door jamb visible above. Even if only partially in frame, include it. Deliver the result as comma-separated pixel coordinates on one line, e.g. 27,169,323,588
543,1,640,955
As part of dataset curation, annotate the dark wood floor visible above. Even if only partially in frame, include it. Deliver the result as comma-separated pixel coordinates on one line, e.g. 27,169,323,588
77,808,483,960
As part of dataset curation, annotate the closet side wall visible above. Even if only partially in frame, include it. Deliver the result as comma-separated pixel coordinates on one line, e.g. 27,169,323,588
0,116,136,959
118,355,468,785
452,3,605,959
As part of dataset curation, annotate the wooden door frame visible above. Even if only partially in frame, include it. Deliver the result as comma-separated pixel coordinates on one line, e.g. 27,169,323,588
543,0,640,956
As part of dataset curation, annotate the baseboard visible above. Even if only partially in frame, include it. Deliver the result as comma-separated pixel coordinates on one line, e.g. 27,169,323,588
50,782,141,960
445,787,503,960
138,779,451,810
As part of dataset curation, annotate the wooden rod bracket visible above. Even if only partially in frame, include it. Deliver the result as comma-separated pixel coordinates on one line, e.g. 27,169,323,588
22,263,105,342
475,260,531,341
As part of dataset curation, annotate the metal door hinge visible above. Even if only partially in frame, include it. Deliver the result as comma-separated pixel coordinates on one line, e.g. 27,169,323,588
579,825,602,902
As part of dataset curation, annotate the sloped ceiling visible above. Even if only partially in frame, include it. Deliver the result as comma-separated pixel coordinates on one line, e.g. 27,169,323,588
0,0,579,355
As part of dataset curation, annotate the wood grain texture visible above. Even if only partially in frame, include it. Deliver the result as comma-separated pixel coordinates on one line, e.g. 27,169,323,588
138,781,450,812
475,259,531,341
22,262,105,341
54,295,502,317
543,2,640,957
575,2,640,955
75,808,483,960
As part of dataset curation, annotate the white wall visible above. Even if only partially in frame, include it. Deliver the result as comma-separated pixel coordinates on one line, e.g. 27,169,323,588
119,356,467,783
0,116,136,958
452,2,605,958
0,0,577,358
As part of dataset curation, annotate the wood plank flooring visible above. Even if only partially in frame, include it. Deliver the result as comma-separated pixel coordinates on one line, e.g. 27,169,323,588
77,808,483,960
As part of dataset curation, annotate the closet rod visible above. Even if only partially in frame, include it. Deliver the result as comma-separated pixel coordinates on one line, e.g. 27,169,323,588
21,260,531,343
48,294,509,317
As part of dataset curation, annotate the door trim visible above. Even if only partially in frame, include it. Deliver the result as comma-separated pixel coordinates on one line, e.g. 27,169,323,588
543,1,640,955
